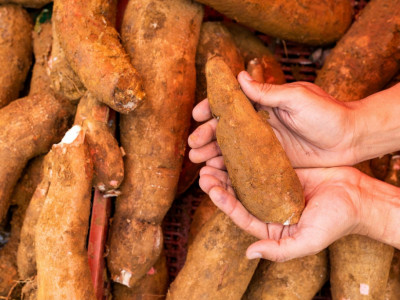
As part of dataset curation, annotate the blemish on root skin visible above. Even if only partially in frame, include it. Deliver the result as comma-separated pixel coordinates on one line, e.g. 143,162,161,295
360,283,369,295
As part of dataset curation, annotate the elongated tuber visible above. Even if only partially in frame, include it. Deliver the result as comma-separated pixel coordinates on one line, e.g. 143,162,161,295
206,56,304,224
74,92,124,193
107,0,203,287
243,252,328,300
53,0,145,113
35,126,96,300
0,4,32,108
0,156,44,296
167,210,258,300
196,0,352,45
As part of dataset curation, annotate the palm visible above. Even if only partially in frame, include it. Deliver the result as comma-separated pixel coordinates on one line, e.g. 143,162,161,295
199,166,362,261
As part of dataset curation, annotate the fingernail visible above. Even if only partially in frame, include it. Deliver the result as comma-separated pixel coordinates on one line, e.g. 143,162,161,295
242,71,253,82
247,252,262,260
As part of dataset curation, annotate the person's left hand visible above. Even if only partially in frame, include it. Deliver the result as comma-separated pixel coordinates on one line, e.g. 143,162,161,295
199,165,364,261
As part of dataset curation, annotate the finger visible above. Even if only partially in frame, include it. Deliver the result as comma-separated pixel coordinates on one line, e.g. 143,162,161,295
193,98,212,122
188,118,217,149
209,186,269,240
189,141,222,164
206,156,227,170
199,173,229,195
200,166,231,186
238,71,294,109
246,231,324,262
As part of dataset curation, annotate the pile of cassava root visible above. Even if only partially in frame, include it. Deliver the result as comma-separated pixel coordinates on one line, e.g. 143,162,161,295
0,0,399,299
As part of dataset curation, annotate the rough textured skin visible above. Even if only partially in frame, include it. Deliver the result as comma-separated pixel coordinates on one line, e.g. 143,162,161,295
315,0,400,101
30,22,52,96
314,3,400,297
74,92,124,192
49,21,85,102
196,0,352,45
108,219,163,288
385,250,400,300
330,235,393,300
35,127,96,300
0,4,32,108
0,79,73,224
17,175,49,279
188,193,217,245
206,56,304,224
0,0,50,8
167,210,259,300
53,0,145,113
177,21,244,195
243,251,328,300
107,0,203,288
0,157,43,296
371,154,391,181
225,23,286,84
113,254,169,300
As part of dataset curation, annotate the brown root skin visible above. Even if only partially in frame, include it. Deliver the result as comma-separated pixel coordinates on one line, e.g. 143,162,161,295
30,21,52,96
74,92,124,192
206,56,304,224
17,162,50,280
196,0,352,45
112,253,169,300
385,250,400,300
0,156,44,296
0,0,51,8
243,251,328,300
107,219,163,288
225,23,286,84
35,126,96,300
0,4,32,108
167,210,258,300
315,0,400,101
49,21,86,102
107,0,203,288
330,235,394,300
177,21,245,195
0,93,74,223
188,193,217,246
53,0,145,113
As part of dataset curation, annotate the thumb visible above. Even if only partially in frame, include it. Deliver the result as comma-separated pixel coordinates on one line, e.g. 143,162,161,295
246,234,323,262
238,71,293,109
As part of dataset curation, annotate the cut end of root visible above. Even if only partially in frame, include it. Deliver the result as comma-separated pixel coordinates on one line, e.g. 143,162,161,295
59,125,83,144
113,74,146,113
114,269,133,287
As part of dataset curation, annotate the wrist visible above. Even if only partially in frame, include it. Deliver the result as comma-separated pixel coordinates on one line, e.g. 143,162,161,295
345,100,368,165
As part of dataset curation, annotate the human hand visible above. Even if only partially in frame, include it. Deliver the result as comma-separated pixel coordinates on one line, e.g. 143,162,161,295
198,165,364,262
188,71,358,168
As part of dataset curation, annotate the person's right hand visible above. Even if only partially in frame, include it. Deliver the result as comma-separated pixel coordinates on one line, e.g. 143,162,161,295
188,71,359,169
